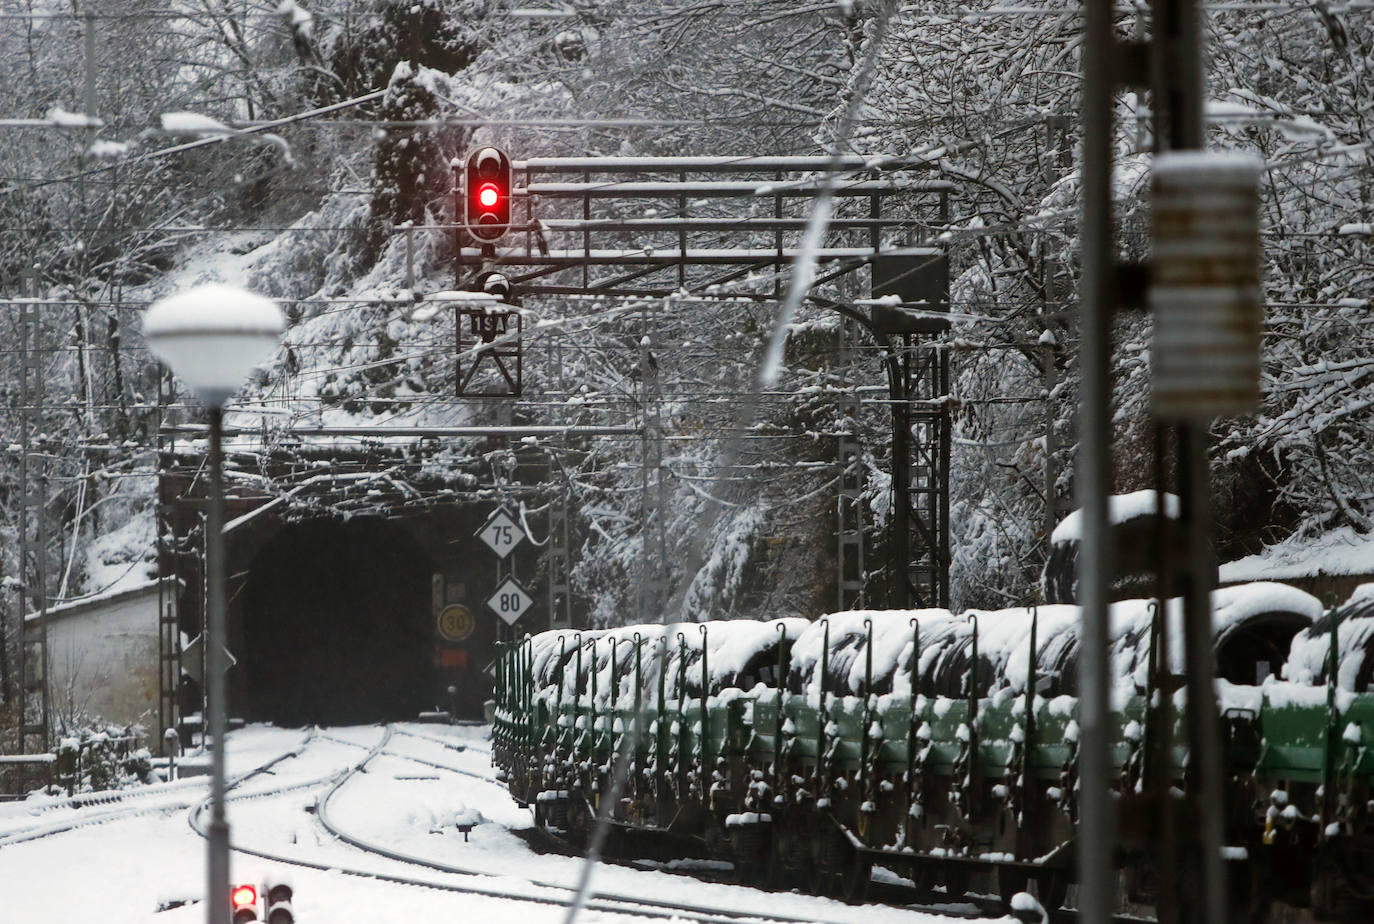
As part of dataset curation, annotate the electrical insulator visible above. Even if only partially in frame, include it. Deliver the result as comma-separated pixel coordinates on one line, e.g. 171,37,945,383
1149,151,1263,421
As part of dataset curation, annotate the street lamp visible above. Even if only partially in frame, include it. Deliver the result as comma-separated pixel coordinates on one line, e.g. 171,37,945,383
143,283,283,924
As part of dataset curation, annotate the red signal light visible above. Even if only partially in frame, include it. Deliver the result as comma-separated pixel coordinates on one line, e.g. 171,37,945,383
477,182,501,209
231,885,258,908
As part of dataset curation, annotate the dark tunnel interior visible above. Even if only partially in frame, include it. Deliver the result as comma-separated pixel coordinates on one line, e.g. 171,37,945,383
235,517,437,726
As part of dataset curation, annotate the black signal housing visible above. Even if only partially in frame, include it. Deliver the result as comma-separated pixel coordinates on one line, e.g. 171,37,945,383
463,146,513,243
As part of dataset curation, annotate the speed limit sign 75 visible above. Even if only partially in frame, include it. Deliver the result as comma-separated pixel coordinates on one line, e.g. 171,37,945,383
478,507,526,559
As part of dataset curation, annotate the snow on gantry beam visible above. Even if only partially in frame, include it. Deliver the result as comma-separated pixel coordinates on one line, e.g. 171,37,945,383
516,154,946,172
522,179,954,198
456,246,935,265
161,424,642,438
535,217,923,232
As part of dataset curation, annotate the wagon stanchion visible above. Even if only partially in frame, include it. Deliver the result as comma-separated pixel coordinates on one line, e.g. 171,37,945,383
960,613,981,824
700,624,711,784
556,636,567,726
677,632,689,800
631,632,644,807
656,634,668,811
905,617,922,851
523,635,534,788
859,617,876,836
773,622,790,832
999,608,1037,906
818,619,830,774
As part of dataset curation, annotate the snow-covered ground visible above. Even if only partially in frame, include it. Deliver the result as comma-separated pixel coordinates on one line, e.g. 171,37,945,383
0,724,1009,924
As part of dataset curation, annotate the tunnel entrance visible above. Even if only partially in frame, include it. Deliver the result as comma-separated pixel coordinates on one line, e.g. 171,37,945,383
236,517,437,726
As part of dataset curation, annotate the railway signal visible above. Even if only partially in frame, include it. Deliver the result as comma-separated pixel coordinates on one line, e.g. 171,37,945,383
230,884,259,923
263,873,295,924
462,146,512,243
477,271,511,302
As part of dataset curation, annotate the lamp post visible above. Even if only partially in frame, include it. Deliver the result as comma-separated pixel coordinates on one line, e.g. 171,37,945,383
144,284,283,924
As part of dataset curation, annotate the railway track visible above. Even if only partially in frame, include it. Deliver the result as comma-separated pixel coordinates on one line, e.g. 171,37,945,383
4,721,1141,923
219,723,1148,924
197,724,901,924
0,729,317,849
518,766,1154,924
315,727,865,923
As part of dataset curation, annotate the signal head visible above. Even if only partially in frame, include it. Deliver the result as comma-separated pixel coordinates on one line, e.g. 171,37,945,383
479,272,512,300
463,146,513,243
263,871,294,924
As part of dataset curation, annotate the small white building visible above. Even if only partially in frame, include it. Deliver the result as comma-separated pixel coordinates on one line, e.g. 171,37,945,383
24,578,170,730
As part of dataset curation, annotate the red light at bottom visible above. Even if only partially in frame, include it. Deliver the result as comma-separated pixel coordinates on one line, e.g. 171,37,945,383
231,885,258,907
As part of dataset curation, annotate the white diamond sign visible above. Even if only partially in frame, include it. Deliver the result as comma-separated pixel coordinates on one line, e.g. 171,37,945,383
477,507,526,559
487,575,533,625
179,634,236,683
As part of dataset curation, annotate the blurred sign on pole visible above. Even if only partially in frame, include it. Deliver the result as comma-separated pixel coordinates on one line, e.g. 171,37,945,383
180,634,236,683
1150,152,1263,421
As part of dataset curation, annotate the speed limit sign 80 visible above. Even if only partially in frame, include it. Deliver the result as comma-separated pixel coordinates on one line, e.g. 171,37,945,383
487,576,533,625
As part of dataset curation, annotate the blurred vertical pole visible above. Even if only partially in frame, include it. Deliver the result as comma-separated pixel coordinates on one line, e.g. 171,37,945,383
1179,424,1226,924
205,406,230,924
83,10,97,131
1078,0,1116,918
1152,0,1227,913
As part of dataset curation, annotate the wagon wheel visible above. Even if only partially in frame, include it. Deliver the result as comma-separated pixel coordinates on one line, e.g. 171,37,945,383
765,830,790,890
811,826,849,895
997,864,1029,908
765,837,786,890
767,828,809,891
734,836,766,886
565,793,594,848
841,852,872,904
600,823,625,859
533,798,546,830
1037,869,1070,910
942,861,971,900
731,823,768,885
907,858,936,894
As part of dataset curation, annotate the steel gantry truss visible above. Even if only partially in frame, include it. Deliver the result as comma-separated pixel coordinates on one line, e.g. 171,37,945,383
448,154,953,611
454,154,952,298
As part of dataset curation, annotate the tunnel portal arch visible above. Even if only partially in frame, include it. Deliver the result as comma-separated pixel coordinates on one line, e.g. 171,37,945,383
235,516,438,726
